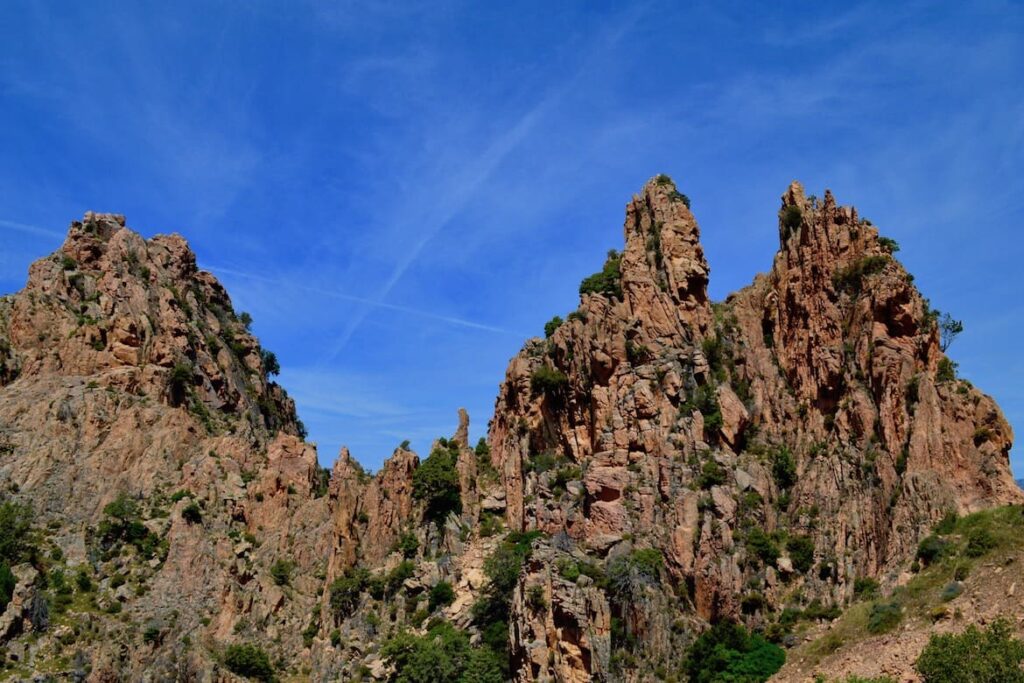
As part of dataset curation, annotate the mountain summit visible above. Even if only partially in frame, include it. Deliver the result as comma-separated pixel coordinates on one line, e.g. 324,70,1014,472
0,180,1016,681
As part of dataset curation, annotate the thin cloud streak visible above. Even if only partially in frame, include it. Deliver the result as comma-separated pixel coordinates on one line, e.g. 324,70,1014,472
0,219,65,240
206,265,521,336
319,3,651,363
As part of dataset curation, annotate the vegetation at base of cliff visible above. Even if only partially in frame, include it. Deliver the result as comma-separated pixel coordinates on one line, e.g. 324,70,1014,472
412,441,462,524
916,619,1024,682
223,642,275,681
795,505,1024,667
578,249,623,300
381,619,504,683
684,621,785,683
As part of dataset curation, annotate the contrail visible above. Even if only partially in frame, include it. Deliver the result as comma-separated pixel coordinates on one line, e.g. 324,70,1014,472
206,265,521,337
0,219,65,240
319,4,649,362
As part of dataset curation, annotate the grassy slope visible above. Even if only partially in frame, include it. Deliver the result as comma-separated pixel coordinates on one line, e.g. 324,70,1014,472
773,505,1024,681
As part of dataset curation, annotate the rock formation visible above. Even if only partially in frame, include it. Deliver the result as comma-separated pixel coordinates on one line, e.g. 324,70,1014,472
0,180,1016,681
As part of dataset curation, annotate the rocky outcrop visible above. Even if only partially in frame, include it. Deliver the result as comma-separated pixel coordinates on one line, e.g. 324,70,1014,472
0,214,328,680
487,176,1020,680
0,178,1016,682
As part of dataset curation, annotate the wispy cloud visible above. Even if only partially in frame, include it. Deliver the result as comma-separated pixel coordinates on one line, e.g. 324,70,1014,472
0,219,64,241
206,264,521,336
319,3,651,362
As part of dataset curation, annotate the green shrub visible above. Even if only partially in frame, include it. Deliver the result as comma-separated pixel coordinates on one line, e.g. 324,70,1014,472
98,494,161,559
682,384,722,436
916,535,949,565
223,643,275,681
167,362,193,406
802,599,841,621
607,549,663,601
832,256,889,295
543,316,563,338
0,564,15,611
479,513,502,538
0,501,34,565
75,567,93,593
746,528,779,566
169,489,192,503
781,205,803,236
940,582,963,602
301,615,319,646
530,366,569,396
684,620,784,682
771,447,797,490
866,601,902,634
697,460,726,489
916,619,1024,682
786,536,815,574
385,560,416,596
579,250,623,300
524,450,560,475
527,584,546,611
429,581,455,611
181,502,202,524
62,255,78,270
557,558,581,582
260,349,281,376
877,236,900,253
329,567,369,619
964,527,996,558
270,559,293,586
381,620,503,683
462,647,505,683
412,444,462,524
936,358,957,383
853,577,880,600
396,531,419,559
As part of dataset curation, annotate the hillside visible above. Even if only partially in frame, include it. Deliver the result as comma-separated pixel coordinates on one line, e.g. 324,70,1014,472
0,180,1017,682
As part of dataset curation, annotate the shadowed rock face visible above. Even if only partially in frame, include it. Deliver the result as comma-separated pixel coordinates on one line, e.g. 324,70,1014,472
0,181,1016,682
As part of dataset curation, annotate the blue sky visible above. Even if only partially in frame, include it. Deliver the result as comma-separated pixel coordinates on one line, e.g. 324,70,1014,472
1,1,1022,473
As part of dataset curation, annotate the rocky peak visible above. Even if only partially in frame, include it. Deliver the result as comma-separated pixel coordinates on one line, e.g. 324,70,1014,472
485,178,1020,680
620,175,713,338
1,212,301,442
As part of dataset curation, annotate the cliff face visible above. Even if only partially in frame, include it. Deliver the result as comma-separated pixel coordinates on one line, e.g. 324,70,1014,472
0,214,332,680
0,181,1016,682
485,177,1019,679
